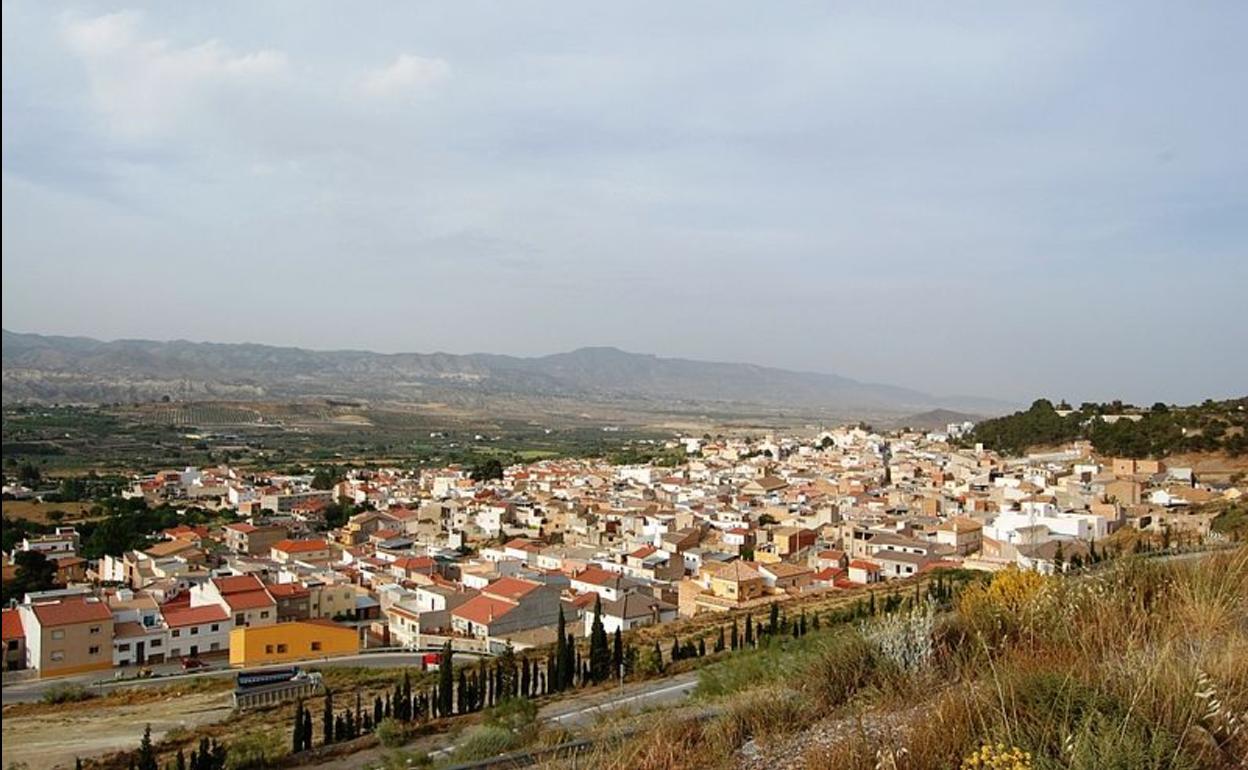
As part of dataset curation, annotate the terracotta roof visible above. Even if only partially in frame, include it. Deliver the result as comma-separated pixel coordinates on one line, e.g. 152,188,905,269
272,539,329,554
213,575,266,594
484,577,541,601
1,608,23,641
225,523,258,533
849,559,880,571
713,561,763,583
224,589,274,611
628,546,658,559
393,556,434,572
114,621,157,639
570,566,621,587
268,583,310,598
29,598,112,627
453,594,516,626
163,605,229,627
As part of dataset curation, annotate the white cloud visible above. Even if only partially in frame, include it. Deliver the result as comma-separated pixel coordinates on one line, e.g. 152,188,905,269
361,53,450,99
59,10,289,139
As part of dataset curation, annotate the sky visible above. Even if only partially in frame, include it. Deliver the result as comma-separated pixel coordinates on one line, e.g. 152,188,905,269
3,1,1246,406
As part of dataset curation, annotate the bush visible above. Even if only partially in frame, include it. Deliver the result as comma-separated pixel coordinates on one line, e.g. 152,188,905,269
224,729,287,770
41,683,94,704
450,725,519,762
375,718,407,749
859,599,937,673
483,696,538,733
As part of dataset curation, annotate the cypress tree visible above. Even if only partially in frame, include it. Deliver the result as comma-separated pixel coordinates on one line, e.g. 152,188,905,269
698,637,706,657
293,699,305,753
812,612,821,631
731,620,739,650
562,633,576,690
374,695,383,727
521,657,531,697
438,641,454,716
715,626,725,652
745,614,754,646
612,627,623,677
137,725,158,770
589,594,611,682
175,750,186,770
457,669,467,715
768,601,780,634
303,706,313,751
554,606,568,691
653,640,664,673
323,689,335,746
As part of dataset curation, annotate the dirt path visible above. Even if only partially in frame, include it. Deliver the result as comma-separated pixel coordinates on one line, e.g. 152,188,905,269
1,691,233,769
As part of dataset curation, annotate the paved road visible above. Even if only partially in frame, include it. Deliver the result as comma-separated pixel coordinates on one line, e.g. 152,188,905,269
0,651,477,706
423,671,701,764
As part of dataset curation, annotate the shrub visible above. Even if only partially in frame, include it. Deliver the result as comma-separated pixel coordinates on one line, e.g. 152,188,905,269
375,718,406,749
451,725,519,762
961,744,1033,770
484,696,538,733
225,729,288,770
859,599,937,674
41,683,94,704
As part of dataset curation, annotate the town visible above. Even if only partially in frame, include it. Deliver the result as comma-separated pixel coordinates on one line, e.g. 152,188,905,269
4,419,1235,684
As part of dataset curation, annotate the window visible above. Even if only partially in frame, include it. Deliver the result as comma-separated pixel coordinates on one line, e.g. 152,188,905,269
210,642,219,651
265,645,274,654
190,626,199,635
117,643,131,652
89,626,101,635
172,629,181,638
89,645,101,655
311,641,322,651
51,651,65,662
236,614,245,626
51,630,65,640
211,623,219,632
276,644,288,653
260,611,270,619
149,639,161,648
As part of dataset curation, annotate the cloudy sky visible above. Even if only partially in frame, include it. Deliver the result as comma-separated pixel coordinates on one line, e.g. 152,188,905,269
3,1,1245,405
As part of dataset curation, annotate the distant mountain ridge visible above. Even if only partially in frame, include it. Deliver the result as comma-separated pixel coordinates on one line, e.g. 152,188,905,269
1,330,1014,414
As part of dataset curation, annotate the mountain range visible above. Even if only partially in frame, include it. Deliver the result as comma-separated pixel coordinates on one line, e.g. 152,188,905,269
1,330,1013,416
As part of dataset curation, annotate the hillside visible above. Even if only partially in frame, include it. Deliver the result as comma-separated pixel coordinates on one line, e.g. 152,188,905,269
967,397,1248,458
587,548,1248,770
1,330,1013,416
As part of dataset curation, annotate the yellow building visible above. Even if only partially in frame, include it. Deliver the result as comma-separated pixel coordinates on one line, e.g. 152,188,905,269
229,620,358,667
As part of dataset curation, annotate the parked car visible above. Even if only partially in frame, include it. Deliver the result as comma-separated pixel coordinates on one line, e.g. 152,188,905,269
181,657,207,671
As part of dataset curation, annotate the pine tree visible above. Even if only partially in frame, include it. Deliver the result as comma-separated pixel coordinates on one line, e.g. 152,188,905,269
293,699,305,753
323,689,335,745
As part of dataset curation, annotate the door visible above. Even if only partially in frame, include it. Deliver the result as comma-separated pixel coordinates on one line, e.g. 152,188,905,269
190,644,199,656
136,641,146,665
